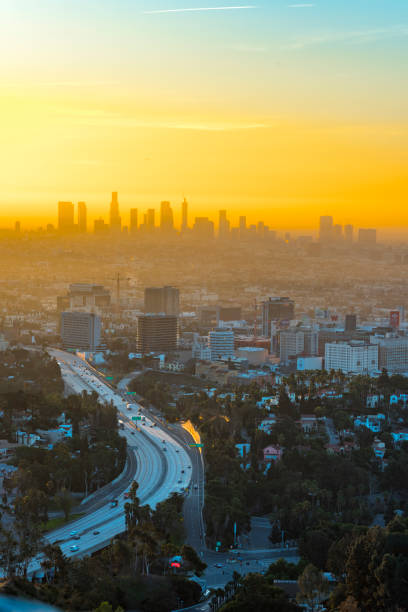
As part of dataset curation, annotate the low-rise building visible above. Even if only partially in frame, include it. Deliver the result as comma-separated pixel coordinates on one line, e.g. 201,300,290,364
391,429,408,444
354,414,386,433
258,416,277,434
263,445,283,462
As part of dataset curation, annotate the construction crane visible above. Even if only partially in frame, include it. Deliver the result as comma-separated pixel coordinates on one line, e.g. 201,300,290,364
109,273,131,311
254,299,258,340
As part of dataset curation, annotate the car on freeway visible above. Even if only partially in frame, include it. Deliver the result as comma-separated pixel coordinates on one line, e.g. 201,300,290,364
130,431,135,435
70,545,79,552
72,535,80,540
70,531,78,536
181,469,185,473
124,492,130,498
110,499,119,508
93,530,100,535
214,563,224,568
194,484,198,490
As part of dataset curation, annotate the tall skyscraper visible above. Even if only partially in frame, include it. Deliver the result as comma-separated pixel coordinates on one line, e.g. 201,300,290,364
344,224,354,243
319,215,333,243
130,208,138,233
78,201,87,233
181,198,188,232
146,209,155,231
14,221,21,233
58,201,74,232
160,201,174,232
239,216,247,238
144,286,180,315
109,192,121,232
218,210,230,239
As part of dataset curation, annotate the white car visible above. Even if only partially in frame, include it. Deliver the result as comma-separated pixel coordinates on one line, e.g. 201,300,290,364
70,545,79,552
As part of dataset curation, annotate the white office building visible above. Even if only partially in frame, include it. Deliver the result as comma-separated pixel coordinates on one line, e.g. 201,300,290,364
325,342,378,374
209,329,234,361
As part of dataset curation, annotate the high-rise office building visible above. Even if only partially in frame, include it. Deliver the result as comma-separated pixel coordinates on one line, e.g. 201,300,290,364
58,201,74,232
279,328,318,363
239,216,247,238
262,297,295,336
64,283,111,310
325,342,378,374
60,312,101,352
209,329,235,361
344,224,354,243
193,217,214,239
15,221,21,233
94,218,108,234
181,198,188,232
358,228,377,246
374,337,408,373
345,314,357,332
78,201,87,233
333,224,343,240
130,208,138,233
319,216,333,243
218,210,230,239
146,209,155,231
109,192,121,232
144,286,180,315
137,314,178,353
279,330,305,363
160,201,174,232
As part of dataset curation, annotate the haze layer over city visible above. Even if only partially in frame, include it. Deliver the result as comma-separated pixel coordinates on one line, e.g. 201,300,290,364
1,2,408,612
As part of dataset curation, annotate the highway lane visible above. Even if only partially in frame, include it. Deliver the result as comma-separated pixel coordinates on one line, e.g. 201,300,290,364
26,349,193,572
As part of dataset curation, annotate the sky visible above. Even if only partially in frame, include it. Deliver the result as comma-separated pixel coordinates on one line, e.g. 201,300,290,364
0,0,407,230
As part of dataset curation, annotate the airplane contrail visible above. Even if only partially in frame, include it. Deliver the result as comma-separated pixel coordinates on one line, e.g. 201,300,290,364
144,6,257,14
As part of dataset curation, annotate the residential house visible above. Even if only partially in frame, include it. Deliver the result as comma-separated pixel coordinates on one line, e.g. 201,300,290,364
263,445,283,462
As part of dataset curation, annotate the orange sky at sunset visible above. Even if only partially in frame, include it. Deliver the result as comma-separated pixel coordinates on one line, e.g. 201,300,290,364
1,0,407,231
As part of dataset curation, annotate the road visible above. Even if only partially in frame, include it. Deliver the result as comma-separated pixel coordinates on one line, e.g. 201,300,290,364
117,371,206,552
28,349,198,575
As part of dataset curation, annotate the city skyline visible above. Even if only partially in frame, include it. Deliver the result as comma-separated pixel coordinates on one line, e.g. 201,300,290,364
8,195,381,242
1,0,407,231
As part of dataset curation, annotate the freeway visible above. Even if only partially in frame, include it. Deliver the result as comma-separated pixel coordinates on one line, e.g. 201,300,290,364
28,349,196,573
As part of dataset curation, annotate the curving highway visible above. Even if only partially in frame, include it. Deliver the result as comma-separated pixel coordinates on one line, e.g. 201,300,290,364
28,349,197,572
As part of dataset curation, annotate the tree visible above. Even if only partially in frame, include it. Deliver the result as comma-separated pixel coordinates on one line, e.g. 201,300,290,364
181,544,207,575
220,573,300,611
54,488,74,521
296,564,330,612
93,604,124,612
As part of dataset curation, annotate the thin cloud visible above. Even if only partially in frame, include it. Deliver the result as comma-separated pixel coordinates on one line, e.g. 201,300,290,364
144,6,257,15
51,106,269,131
284,24,408,49
288,3,315,7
